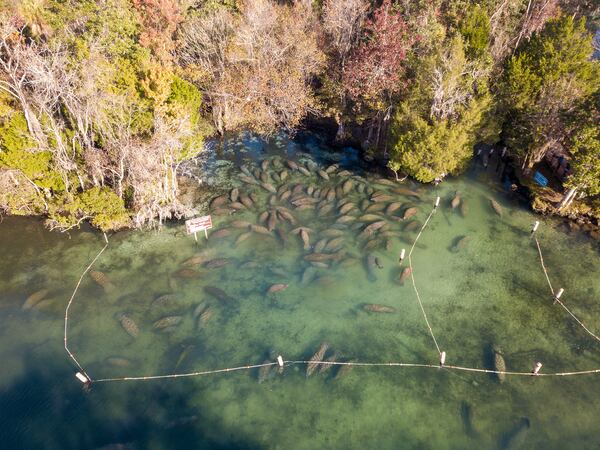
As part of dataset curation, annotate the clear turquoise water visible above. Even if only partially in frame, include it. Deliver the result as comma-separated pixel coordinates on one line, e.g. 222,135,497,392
1,132,599,449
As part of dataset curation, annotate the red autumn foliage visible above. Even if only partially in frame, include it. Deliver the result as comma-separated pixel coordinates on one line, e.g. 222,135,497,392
132,0,182,62
342,0,413,103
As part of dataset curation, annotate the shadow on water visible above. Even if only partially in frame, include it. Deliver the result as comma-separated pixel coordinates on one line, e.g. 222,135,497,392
0,353,263,450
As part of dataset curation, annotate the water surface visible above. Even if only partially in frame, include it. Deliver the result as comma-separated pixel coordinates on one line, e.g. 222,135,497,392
1,132,599,449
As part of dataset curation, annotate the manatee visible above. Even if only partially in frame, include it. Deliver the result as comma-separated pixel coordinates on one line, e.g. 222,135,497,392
204,286,235,302
153,316,183,330
286,160,299,170
280,170,288,181
365,254,378,282
267,284,289,294
320,228,346,238
403,207,418,220
365,203,386,213
173,268,201,278
301,266,318,285
298,166,311,176
490,199,503,217
324,237,344,252
181,250,216,266
363,304,396,313
342,179,353,194
258,360,273,383
319,351,341,375
450,235,470,252
500,417,530,449
317,169,329,180
261,159,270,171
90,270,115,293
493,346,506,383
325,164,339,174
460,200,469,218
210,194,229,209
197,307,214,328
239,194,253,208
235,231,253,246
117,313,139,338
23,289,49,310
300,229,310,250
261,182,277,193
371,194,394,203
339,203,356,214
398,267,412,285
152,293,179,307
250,224,271,235
211,228,231,239
204,258,231,268
451,191,461,209
307,342,330,377
230,188,239,202
239,174,259,185
385,202,403,215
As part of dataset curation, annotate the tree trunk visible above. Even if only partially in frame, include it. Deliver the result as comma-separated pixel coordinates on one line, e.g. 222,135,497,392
558,187,577,210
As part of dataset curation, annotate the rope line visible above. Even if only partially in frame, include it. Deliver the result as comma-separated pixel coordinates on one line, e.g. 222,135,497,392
64,234,109,380
534,236,600,344
92,360,600,383
62,217,600,385
408,204,442,355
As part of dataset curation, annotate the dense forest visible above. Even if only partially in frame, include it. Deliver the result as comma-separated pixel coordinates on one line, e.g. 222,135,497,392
0,0,598,231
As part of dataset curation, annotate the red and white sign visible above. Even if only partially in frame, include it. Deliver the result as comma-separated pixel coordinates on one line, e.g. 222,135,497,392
186,215,212,235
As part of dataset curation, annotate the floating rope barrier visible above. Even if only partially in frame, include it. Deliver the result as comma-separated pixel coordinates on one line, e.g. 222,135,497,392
408,198,442,356
64,233,109,382
63,208,600,385
533,233,600,344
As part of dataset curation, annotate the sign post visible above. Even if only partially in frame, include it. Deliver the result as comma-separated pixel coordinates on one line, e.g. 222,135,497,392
185,215,213,243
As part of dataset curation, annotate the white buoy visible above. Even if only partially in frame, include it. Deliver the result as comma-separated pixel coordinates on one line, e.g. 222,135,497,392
75,372,90,384
532,362,543,375
531,221,539,234
277,355,284,367
439,351,446,367
554,288,565,304
399,248,406,263
434,196,440,208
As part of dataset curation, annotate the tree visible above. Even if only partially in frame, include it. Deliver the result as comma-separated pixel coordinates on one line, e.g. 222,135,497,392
388,34,496,182
178,0,324,135
502,15,599,169
320,0,369,141
558,91,600,208
342,0,413,150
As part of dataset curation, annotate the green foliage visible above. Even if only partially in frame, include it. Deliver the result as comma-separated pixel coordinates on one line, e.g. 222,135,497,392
0,111,65,191
48,187,130,231
389,92,491,183
167,76,203,127
502,15,599,167
460,4,490,58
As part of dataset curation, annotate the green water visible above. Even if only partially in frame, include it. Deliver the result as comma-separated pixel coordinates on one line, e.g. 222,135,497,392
1,132,599,449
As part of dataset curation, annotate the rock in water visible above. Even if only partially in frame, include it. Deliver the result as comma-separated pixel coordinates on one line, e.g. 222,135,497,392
493,346,506,383
363,304,396,313
307,342,329,377
267,284,289,294
90,270,115,293
398,267,412,285
490,199,503,217
22,288,49,310
117,313,139,338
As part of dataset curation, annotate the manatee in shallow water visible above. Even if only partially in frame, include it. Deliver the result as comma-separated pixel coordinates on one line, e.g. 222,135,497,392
267,284,289,294
204,286,235,302
451,191,461,209
499,417,530,449
450,235,471,252
493,346,506,383
117,313,139,338
398,267,412,285
490,199,503,217
22,289,49,310
306,342,330,377
363,304,396,313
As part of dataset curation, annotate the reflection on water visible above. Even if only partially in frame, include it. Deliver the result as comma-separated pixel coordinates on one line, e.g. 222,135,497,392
1,132,599,450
